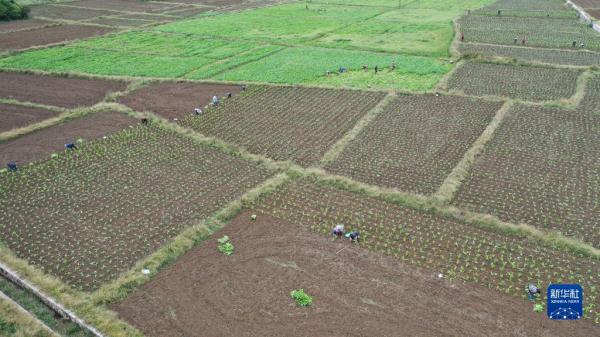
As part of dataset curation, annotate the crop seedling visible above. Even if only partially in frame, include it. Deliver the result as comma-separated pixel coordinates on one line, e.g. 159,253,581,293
217,236,234,255
291,289,313,307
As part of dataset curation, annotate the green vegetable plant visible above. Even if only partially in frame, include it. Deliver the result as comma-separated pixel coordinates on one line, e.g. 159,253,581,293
291,289,313,307
217,236,234,255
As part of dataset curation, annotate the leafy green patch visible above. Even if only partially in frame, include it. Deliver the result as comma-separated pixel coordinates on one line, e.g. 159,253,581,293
217,236,234,255
291,289,313,307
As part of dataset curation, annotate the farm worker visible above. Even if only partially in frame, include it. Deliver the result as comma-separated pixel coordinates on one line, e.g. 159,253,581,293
521,37,527,45
497,9,501,16
572,40,577,47
362,64,368,71
326,70,331,76
7,162,17,171
241,85,247,91
212,95,219,106
345,231,360,242
194,108,202,115
514,37,518,44
526,284,541,302
580,42,585,48
65,143,77,150
390,61,396,71
331,224,345,238
141,118,149,125
227,92,232,98
374,65,378,73
460,32,464,41
339,67,347,73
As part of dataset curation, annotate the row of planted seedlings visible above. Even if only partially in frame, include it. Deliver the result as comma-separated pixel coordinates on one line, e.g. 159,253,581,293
0,122,273,291
250,176,600,323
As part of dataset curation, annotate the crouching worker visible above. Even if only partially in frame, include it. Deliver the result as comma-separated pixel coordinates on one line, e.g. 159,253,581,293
526,284,541,302
65,142,77,150
193,108,203,116
345,230,360,243
331,224,345,239
7,162,17,172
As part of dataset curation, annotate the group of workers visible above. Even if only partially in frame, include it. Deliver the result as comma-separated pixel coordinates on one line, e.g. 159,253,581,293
192,85,246,116
325,61,396,77
331,224,360,242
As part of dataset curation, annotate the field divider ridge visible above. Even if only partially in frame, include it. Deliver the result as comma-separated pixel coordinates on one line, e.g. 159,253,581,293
318,92,396,167
434,59,465,92
0,261,107,337
433,100,514,204
568,68,597,108
91,172,292,305
296,167,600,260
0,289,60,337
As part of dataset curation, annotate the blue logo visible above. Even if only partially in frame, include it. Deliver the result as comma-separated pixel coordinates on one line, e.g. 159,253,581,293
547,284,583,320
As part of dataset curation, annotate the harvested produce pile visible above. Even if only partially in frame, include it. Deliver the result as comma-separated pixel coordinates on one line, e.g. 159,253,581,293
454,104,600,248
459,15,600,50
447,62,582,101
325,94,501,194
458,43,600,66
251,178,600,322
0,124,272,290
112,211,597,337
179,86,386,166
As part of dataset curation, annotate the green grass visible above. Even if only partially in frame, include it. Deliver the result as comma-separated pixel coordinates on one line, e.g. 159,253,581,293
213,46,451,90
0,277,94,337
155,3,385,44
0,0,487,90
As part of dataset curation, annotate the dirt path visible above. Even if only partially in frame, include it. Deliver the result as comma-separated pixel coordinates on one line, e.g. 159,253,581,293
112,211,596,337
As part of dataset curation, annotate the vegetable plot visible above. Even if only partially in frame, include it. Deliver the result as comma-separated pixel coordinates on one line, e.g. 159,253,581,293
0,124,273,291
447,62,582,101
325,94,501,195
454,104,600,248
252,178,600,323
179,86,386,166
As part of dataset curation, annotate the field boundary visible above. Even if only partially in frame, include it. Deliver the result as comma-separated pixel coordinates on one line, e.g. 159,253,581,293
295,167,600,260
318,92,396,167
0,289,60,337
0,262,106,337
434,100,513,203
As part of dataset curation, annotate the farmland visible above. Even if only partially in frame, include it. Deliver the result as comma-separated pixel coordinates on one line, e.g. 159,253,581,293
0,0,599,335
0,123,273,290
0,72,127,109
179,85,386,166
250,178,600,322
324,94,502,195
459,14,600,50
446,62,582,101
0,111,136,165
0,0,491,90
454,104,600,248
110,210,596,337
0,103,59,133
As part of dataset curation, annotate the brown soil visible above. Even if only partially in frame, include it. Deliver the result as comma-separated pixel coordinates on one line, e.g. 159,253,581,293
0,111,136,165
0,24,114,53
119,81,243,120
85,17,155,27
112,211,596,337
0,19,56,33
586,9,600,19
0,103,60,133
0,72,128,109
61,0,179,13
30,5,117,20
162,6,214,18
